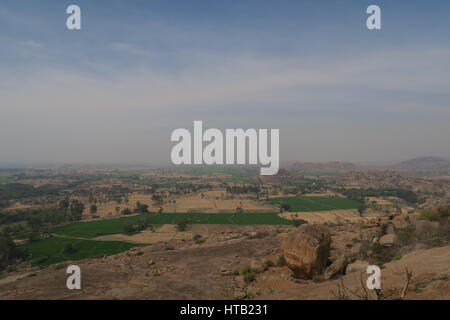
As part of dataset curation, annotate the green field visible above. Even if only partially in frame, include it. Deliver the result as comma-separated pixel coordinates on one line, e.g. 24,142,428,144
268,196,359,212
0,173,11,183
25,236,138,267
51,212,293,238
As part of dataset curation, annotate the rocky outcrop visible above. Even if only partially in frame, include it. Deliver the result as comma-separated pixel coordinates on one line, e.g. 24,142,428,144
324,255,348,279
379,234,397,246
345,260,369,274
281,224,331,279
392,214,409,229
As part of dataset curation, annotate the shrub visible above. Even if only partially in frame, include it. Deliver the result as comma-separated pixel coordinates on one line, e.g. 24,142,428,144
134,202,149,214
256,232,266,239
292,219,307,227
392,255,402,261
264,259,274,268
397,227,414,246
371,242,383,255
193,234,202,241
240,265,252,275
280,202,291,212
122,223,137,235
243,271,256,283
420,205,450,221
121,208,132,215
177,218,189,232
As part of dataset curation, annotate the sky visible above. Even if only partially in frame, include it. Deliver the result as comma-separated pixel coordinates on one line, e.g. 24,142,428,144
1,0,450,166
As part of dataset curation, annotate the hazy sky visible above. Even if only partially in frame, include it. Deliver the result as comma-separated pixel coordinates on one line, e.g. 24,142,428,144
1,0,450,165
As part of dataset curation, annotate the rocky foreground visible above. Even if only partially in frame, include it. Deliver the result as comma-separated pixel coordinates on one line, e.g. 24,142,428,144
0,214,449,300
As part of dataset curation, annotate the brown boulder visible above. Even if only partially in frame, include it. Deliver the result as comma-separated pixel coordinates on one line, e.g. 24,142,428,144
345,260,369,274
324,255,348,279
281,224,331,279
392,214,409,229
379,234,397,246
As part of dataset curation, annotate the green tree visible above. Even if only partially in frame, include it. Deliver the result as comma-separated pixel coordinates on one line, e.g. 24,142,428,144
121,208,132,215
0,233,26,270
357,204,367,217
280,202,291,212
69,200,84,221
59,197,70,211
90,205,97,214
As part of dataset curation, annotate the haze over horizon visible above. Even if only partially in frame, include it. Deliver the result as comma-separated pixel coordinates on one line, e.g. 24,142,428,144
1,1,450,165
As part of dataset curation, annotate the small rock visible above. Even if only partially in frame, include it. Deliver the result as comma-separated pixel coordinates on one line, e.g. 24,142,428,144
392,215,409,229
233,290,246,299
346,260,369,274
379,234,397,247
220,269,235,276
324,256,348,279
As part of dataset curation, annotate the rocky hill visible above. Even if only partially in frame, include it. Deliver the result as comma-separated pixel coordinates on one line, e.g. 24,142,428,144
392,157,450,172
290,161,360,173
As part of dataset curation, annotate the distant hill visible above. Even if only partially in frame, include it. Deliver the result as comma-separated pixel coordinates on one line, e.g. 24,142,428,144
290,161,359,173
392,157,450,172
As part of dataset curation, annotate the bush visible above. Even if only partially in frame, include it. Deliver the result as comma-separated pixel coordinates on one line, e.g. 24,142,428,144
243,271,256,283
134,202,149,214
264,260,274,268
121,208,132,215
397,227,414,246
122,223,135,235
371,242,383,255
292,219,307,227
280,202,291,212
420,205,450,221
177,218,189,232
193,234,202,241
369,242,395,265
240,265,252,275
392,255,402,261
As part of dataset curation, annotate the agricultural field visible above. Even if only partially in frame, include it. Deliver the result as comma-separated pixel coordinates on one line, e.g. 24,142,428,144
51,212,293,238
25,236,139,267
156,190,274,213
268,196,359,212
0,173,11,183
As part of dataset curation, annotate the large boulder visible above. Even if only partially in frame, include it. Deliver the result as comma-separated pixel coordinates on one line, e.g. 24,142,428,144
281,224,331,279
